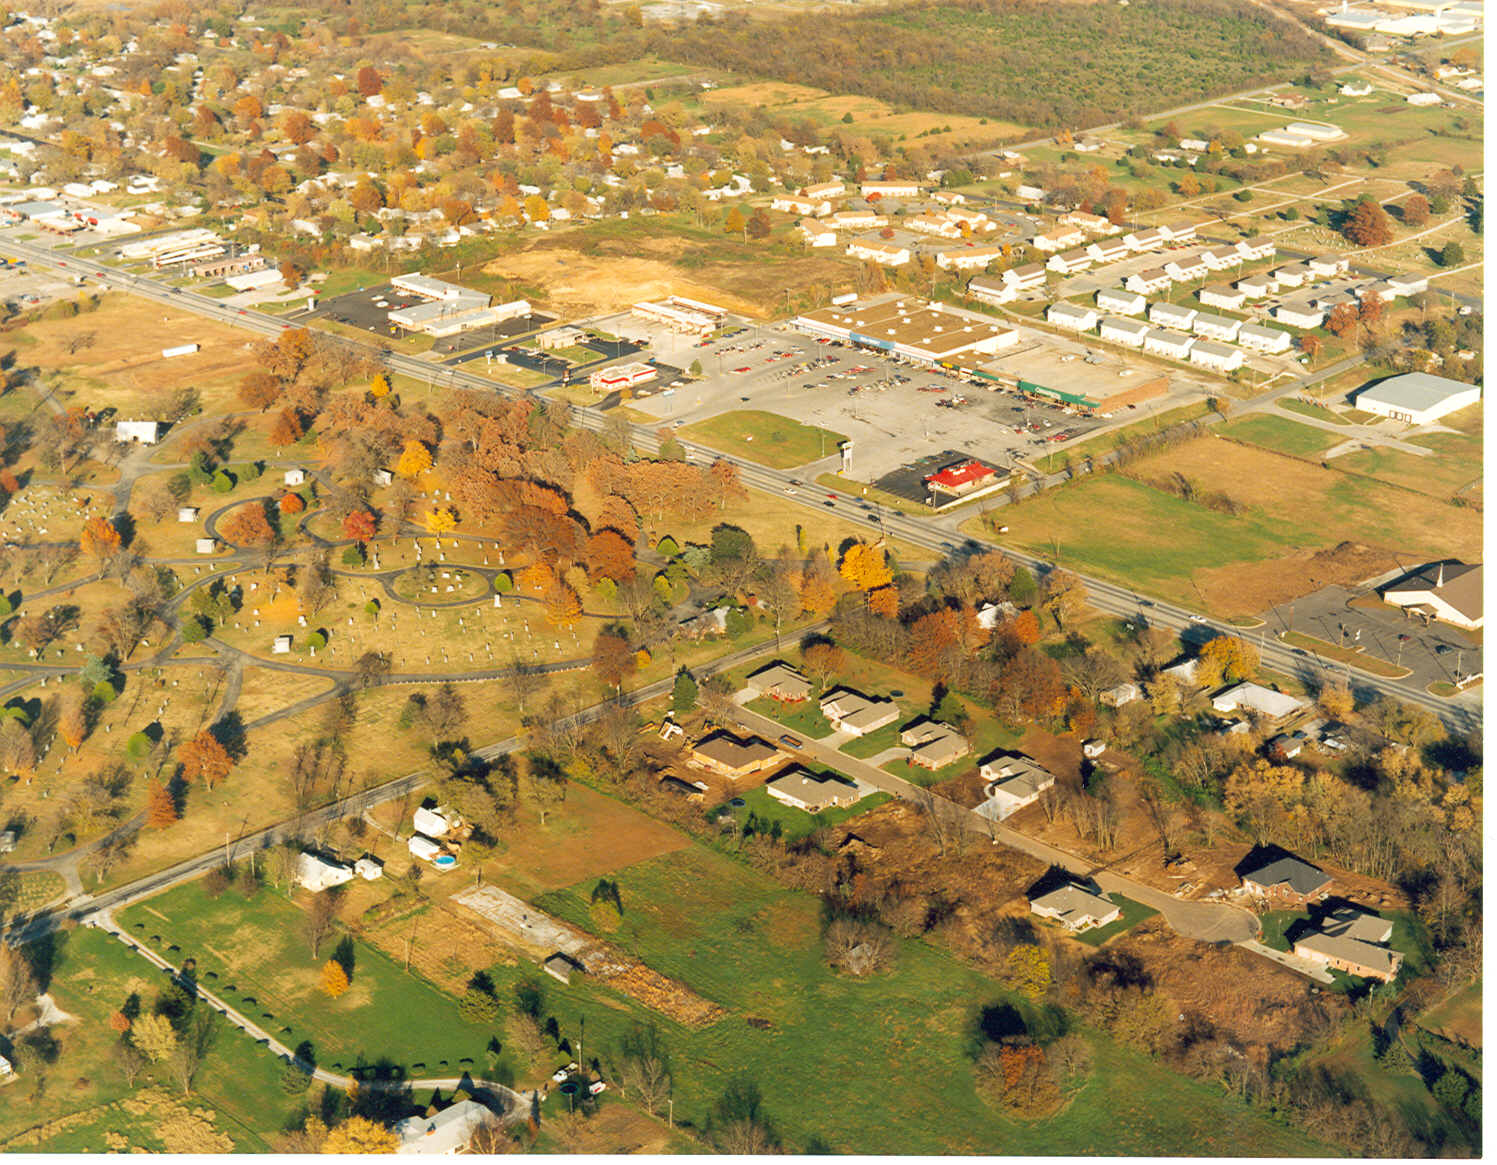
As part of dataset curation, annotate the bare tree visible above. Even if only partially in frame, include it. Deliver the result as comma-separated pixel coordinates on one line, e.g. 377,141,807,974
823,918,894,977
304,889,343,958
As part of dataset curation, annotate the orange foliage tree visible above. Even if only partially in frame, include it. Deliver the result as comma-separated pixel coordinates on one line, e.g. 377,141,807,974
80,515,122,561
178,730,233,790
146,780,178,828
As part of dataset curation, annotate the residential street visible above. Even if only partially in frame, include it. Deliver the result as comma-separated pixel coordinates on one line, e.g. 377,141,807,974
726,699,1260,945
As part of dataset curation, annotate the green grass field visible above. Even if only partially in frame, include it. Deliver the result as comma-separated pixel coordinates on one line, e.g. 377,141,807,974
1220,415,1340,458
0,927,288,1152
678,410,847,470
746,695,834,739
117,883,494,1076
838,720,906,759
1075,896,1160,947
530,844,1328,1155
1337,433,1482,500
1278,398,1351,426
731,784,892,842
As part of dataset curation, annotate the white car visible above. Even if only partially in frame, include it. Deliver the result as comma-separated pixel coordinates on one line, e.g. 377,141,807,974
588,1081,608,1096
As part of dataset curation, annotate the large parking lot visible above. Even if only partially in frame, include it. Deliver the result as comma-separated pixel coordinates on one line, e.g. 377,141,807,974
623,320,1169,480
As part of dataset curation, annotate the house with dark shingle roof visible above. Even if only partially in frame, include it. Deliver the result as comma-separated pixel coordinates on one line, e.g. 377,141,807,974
1237,846,1332,906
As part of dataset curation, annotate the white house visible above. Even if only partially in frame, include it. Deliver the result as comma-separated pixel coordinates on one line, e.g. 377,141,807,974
798,219,837,248
1164,255,1207,282
1406,92,1441,106
1274,303,1326,329
177,506,199,523
1200,245,1243,272
1192,312,1243,341
1353,373,1480,424
1235,239,1275,262
1096,287,1146,316
1386,273,1429,296
354,857,383,880
1308,255,1350,278
296,851,354,892
1211,682,1308,720
937,245,1005,271
1236,274,1278,299
1032,226,1086,253
1272,263,1309,288
1124,267,1172,295
1099,316,1149,348
1340,81,1374,96
820,687,898,736
1148,302,1197,330
772,194,832,217
394,1100,496,1154
830,209,887,230
283,467,306,486
976,752,1056,820
1143,328,1195,359
1086,238,1130,264
1016,183,1046,201
1001,263,1047,291
1188,339,1244,372
905,212,962,239
861,179,921,199
1046,302,1098,331
966,275,1018,306
1123,228,1165,252
1046,247,1093,274
413,805,459,837
1199,284,1246,312
1029,882,1120,932
846,239,910,266
1237,323,1292,354
115,420,162,444
408,834,445,862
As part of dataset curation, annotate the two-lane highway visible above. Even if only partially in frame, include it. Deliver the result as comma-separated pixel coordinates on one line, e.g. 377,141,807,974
2,236,1478,732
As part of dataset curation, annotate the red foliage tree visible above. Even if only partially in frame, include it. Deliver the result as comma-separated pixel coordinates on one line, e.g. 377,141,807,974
342,509,376,542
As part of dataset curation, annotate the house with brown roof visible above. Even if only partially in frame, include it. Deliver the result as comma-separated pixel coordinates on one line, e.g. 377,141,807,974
899,718,971,770
765,766,861,812
746,662,813,703
1292,907,1402,981
820,687,898,736
689,731,782,779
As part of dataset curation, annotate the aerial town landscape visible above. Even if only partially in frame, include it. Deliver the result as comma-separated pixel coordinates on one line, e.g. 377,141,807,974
0,0,1483,1154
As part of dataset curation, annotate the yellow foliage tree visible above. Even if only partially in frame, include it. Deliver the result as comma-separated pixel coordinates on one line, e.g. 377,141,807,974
1001,943,1052,1002
369,373,390,399
424,506,456,534
320,959,350,998
839,542,892,591
395,439,432,479
321,1116,398,1154
544,582,582,628
518,561,554,594
1196,636,1259,688
798,574,838,616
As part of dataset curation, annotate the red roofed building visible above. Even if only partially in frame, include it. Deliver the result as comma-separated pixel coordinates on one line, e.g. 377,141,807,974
925,460,996,499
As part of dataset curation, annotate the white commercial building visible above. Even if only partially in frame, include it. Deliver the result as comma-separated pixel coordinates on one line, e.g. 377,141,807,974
1188,339,1244,372
1353,373,1480,424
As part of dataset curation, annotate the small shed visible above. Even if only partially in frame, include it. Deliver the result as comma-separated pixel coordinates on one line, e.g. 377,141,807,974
195,537,216,554
1082,739,1106,758
543,953,583,984
115,420,162,445
177,506,199,523
272,634,293,654
0,829,15,854
372,468,394,487
354,857,383,880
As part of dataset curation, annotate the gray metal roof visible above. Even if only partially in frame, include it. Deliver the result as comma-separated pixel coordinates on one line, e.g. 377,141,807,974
1355,372,1479,413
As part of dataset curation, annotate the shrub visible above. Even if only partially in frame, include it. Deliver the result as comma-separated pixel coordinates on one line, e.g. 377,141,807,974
492,572,513,594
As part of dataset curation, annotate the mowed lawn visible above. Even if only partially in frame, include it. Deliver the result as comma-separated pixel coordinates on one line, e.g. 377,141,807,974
678,410,847,469
1338,431,1483,501
982,437,1482,608
0,927,288,1152
1221,414,1340,458
531,846,1329,1156
118,883,493,1075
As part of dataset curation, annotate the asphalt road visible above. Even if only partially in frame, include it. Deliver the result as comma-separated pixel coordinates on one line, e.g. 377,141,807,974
0,236,1478,735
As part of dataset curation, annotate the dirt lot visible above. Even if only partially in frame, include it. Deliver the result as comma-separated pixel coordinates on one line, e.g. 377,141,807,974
13,294,257,415
482,232,850,319
1191,541,1409,621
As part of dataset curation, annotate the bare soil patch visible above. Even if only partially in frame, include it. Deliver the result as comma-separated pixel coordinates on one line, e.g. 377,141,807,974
484,234,849,319
1191,541,1406,618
